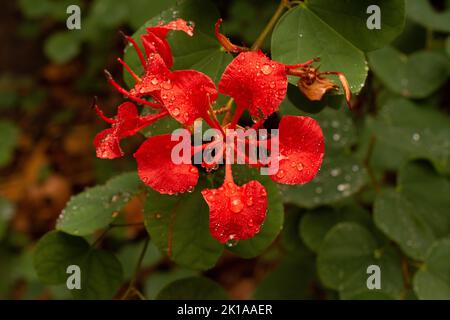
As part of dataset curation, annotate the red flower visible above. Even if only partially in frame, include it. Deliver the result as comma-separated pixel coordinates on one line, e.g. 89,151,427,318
93,18,346,245
93,101,167,159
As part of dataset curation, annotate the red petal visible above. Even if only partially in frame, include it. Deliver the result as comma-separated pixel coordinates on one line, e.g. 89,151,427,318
218,51,287,119
271,116,324,185
132,53,171,97
141,19,194,68
141,32,174,68
94,128,123,159
94,102,167,159
201,180,267,244
148,19,194,38
161,70,218,125
134,134,199,194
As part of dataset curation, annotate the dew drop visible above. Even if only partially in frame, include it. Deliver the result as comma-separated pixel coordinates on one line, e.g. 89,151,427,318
411,133,421,142
330,168,341,177
172,107,180,116
351,165,359,172
162,80,173,89
151,78,159,85
187,186,195,193
332,133,341,142
246,197,253,206
276,169,285,179
189,167,197,173
155,213,162,219
261,64,273,75
230,197,244,213
296,163,304,171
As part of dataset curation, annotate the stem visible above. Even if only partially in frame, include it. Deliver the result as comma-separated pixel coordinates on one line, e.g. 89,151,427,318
364,135,380,193
225,163,234,183
251,0,290,51
121,237,150,300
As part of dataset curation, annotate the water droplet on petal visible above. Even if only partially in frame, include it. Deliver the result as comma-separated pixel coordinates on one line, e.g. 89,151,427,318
412,133,420,142
246,197,253,206
276,169,285,179
230,197,244,213
261,64,273,75
151,78,159,85
297,163,304,171
172,107,180,116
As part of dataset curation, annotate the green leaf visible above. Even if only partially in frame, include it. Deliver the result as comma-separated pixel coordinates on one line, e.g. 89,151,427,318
272,3,367,94
253,253,316,299
123,0,232,88
300,205,371,252
226,165,284,258
413,238,450,300
368,47,448,98
446,36,450,58
156,276,228,300
407,0,450,32
0,121,19,168
272,0,405,94
317,222,404,299
369,98,450,174
374,161,450,260
56,172,141,236
33,231,123,299
127,0,177,30
280,153,367,208
144,177,223,270
44,31,82,64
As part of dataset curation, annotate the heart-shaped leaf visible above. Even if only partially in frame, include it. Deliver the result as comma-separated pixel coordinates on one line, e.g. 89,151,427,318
374,161,450,260
33,231,123,299
368,47,448,98
272,0,405,94
317,222,404,299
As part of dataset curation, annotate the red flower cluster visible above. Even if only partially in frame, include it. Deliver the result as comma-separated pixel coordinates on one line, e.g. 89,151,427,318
93,18,334,244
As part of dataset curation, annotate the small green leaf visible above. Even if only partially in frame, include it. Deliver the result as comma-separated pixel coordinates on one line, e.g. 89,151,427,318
57,172,141,236
144,177,223,270
300,204,371,252
317,222,404,299
368,47,448,98
413,238,450,300
156,277,228,300
33,231,124,299
374,161,450,260
0,121,19,168
280,153,367,208
44,31,82,64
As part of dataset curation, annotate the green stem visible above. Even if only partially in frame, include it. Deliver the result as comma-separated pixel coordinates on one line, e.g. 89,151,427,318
121,237,150,300
251,0,290,51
